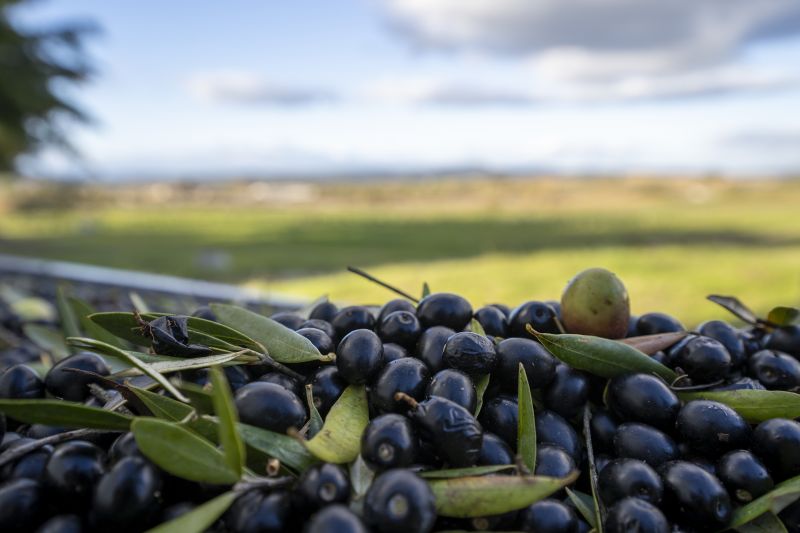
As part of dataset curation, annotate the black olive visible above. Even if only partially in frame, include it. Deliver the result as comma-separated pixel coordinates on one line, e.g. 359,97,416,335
90,456,162,531
270,312,305,330
535,445,576,478
295,463,350,509
225,490,293,533
478,396,518,451
37,514,84,533
0,478,46,532
765,325,800,358
296,327,335,356
675,400,750,456
416,293,473,331
675,337,732,383
257,372,304,399
416,326,455,373
108,432,143,464
635,313,684,335
234,382,307,434
300,319,336,342
478,432,514,466
309,301,339,323
442,332,497,375
372,358,430,414
191,306,217,321
495,338,557,391
605,373,680,431
378,311,422,350
44,440,106,510
779,499,800,533
658,460,732,528
614,423,679,468
473,306,508,338
25,424,64,440
144,315,212,357
748,349,800,390
361,414,418,471
518,499,578,533
543,364,589,420
753,418,800,480
536,410,582,463
590,408,619,454
309,366,347,418
304,504,367,533
427,368,476,412
364,469,436,533
331,306,376,339
0,437,53,481
507,301,560,338
717,450,773,503
378,299,417,324
598,458,663,506
336,329,385,385
405,395,483,467
604,497,669,533
697,320,747,367
0,364,45,400
382,343,408,363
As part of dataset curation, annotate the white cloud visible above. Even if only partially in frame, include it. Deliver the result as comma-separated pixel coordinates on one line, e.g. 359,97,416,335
186,71,337,106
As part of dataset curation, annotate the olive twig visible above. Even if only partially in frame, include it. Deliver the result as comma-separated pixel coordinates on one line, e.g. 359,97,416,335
393,392,419,410
243,349,304,382
0,428,119,468
347,266,420,303
233,476,295,493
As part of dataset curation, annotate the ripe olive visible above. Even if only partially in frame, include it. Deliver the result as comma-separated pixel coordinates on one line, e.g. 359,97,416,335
416,326,455,373
0,438,52,481
408,396,483,467
614,423,679,468
748,349,800,390
717,450,773,503
478,396,518,451
659,460,732,528
544,364,589,420
604,497,669,533
257,372,304,399
765,325,800,358
300,319,336,341
697,320,746,367
364,469,436,533
331,306,376,339
226,489,293,533
373,358,430,414
310,366,346,418
675,400,750,456
427,369,476,412
336,329,385,385
309,301,339,323
442,332,497,375
37,514,84,533
44,440,106,509
473,305,509,338
416,293,473,331
508,301,560,338
605,373,680,431
91,456,162,531
234,382,307,434
378,311,422,350
753,418,800,480
535,445,577,479
675,337,732,383
495,338,557,391
295,463,350,509
382,343,409,363
0,478,46,532
0,364,45,400
296,327,335,356
536,410,582,463
590,409,619,454
478,432,514,466
518,499,579,533
635,313,684,335
598,458,663,506
44,352,110,402
361,414,418,471
304,504,367,533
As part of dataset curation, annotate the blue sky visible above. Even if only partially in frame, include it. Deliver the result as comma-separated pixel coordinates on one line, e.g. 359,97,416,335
12,0,800,178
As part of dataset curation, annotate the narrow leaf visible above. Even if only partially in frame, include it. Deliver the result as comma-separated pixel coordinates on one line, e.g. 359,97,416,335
209,367,245,477
474,374,490,417
735,512,788,533
146,491,237,533
530,327,677,382
130,387,194,421
619,331,689,355
304,384,323,439
349,455,375,499
129,291,150,313
729,474,800,529
237,423,317,472
0,399,132,430
177,382,215,415
69,297,128,349
22,324,70,359
767,307,800,327
109,351,252,378
584,407,605,533
419,465,516,479
132,417,240,484
210,304,328,363
56,286,81,343
518,363,537,473
470,319,486,336
422,282,431,298
429,472,578,517
566,488,598,529
305,385,369,463
677,390,800,423
707,295,760,325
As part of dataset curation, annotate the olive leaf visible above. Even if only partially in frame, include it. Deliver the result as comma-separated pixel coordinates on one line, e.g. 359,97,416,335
733,512,788,533
707,295,760,325
132,417,240,484
349,455,375,500
419,465,516,479
518,363,537,473
305,385,369,463
22,323,70,359
237,422,318,472
470,319,486,336
304,384,323,439
767,307,800,328
55,286,81,345
146,491,237,533
176,382,215,415
209,367,245,477
421,282,431,299
210,304,330,363
129,291,150,313
130,386,194,421
529,326,677,382
428,471,579,517
619,331,688,355
0,399,132,430
677,390,800,423
68,297,128,349
109,351,254,378
566,488,598,529
474,374,491,417
583,407,605,533
727,474,800,529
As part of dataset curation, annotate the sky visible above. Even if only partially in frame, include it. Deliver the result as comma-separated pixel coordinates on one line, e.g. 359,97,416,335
11,0,800,179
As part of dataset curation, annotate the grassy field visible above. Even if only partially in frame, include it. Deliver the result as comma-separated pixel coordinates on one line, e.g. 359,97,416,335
1,176,799,326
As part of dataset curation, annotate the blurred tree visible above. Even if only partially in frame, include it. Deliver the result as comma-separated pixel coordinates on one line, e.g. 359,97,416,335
0,0,94,173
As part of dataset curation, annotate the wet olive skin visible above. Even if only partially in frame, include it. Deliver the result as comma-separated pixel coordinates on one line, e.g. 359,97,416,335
675,400,750,456
478,396,518,451
44,440,107,510
336,329,385,385
748,349,800,390
494,338,557,391
91,457,162,531
605,373,680,431
535,445,576,479
331,306,376,339
478,432,515,466
508,301,561,338
765,325,800,358
658,460,732,528
635,313,684,335
301,319,336,341
605,497,669,533
364,469,436,533
753,418,800,480
295,463,351,509
382,343,408,363
0,478,46,532
614,423,679,468
234,382,307,434
378,299,417,323
361,414,418,471
0,438,53,481
676,337,732,384
0,364,45,399
309,301,339,323
427,369,476,412
304,504,368,533
378,311,422,350
543,364,590,420
717,450,774,503
518,499,578,533
697,320,747,368
473,305,509,338
372,358,430,414
257,371,304,399
226,490,293,533
296,327,335,356
590,409,619,454
416,293,473,331
310,366,347,418
536,410,582,463
416,326,455,373
442,332,497,375
411,396,483,467
44,352,111,402
598,458,663,506
109,432,142,463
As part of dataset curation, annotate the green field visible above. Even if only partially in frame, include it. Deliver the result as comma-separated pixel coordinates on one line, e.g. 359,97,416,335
2,177,799,325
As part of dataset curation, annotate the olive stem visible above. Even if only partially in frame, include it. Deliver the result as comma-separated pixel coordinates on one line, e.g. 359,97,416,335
233,476,294,492
243,349,304,382
514,455,531,476
346,266,420,303
0,428,119,468
393,392,419,409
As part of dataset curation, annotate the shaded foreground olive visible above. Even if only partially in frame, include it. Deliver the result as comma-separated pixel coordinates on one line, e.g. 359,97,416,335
296,328,335,356
605,373,680,431
0,478,46,532
37,514,84,533
717,450,773,503
478,432,515,466
295,463,350,509
382,343,408,363
605,497,669,533
0,438,52,482
442,331,497,375
543,364,589,420
518,499,579,533
234,382,307,434
478,396,518,451
614,423,679,468
675,400,750,456
590,408,619,453
225,490,293,533
361,414,418,471
336,329,385,385
372,358,430,414
309,366,346,418
753,418,800,480
495,338,556,391
416,292,473,331
473,305,508,338
90,457,162,531
45,352,111,402
535,445,576,479
257,371,304,400
416,326,455,373
378,299,417,324
560,267,630,339
748,349,800,390
598,458,663,506
44,440,106,509
427,368,476,412
658,460,732,528
364,469,436,533
304,504,367,533
0,364,45,400
536,410,582,463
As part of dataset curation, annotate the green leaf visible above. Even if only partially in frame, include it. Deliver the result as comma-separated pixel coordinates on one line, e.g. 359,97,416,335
109,351,253,378
619,331,689,355
767,307,800,327
518,363,537,473
22,324,69,359
419,465,516,479
130,387,194,421
237,422,317,472
728,474,800,529
422,282,431,298
177,382,215,415
129,291,150,313
305,385,369,463
87,312,151,345
566,488,598,529
146,491,237,533
584,407,605,533
707,295,759,325
210,304,329,363
56,286,81,345
470,318,486,336
209,367,245,477
474,374,491,417
349,455,375,500
529,326,677,382
304,384,323,439
0,399,132,430
677,390,800,423
132,417,240,484
735,512,788,533
429,472,579,518
69,297,128,349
